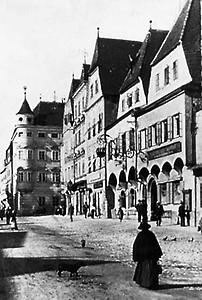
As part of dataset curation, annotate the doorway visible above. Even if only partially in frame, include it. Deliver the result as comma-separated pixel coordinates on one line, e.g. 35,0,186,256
150,180,157,221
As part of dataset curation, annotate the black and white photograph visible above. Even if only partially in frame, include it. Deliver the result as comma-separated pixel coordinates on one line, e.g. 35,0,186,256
0,0,201,299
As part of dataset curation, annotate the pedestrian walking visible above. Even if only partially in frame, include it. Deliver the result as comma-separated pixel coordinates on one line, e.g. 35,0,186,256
185,206,190,226
135,200,142,223
178,201,185,226
83,202,88,219
5,206,12,225
132,222,163,290
91,206,96,219
68,203,74,222
141,200,148,223
10,210,18,230
118,206,124,222
155,202,164,226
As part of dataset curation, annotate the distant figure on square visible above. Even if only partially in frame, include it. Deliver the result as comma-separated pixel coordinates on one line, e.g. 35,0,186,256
5,206,12,225
178,201,185,226
185,205,190,226
141,200,148,223
155,202,164,226
132,222,163,290
10,210,18,230
83,202,88,219
68,203,74,222
135,200,142,223
118,206,124,222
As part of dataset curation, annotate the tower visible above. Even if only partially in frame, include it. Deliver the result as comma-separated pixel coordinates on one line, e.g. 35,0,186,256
16,86,34,126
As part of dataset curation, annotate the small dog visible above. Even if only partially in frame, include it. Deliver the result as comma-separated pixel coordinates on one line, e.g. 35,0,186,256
57,261,82,278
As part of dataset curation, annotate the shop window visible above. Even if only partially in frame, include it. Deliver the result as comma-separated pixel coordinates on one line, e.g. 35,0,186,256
172,181,182,204
39,196,45,206
18,171,24,182
159,183,169,204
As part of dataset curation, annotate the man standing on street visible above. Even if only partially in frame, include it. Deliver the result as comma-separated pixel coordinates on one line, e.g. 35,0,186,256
68,203,74,222
178,201,185,227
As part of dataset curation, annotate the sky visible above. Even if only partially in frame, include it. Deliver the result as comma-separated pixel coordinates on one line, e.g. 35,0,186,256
0,0,186,166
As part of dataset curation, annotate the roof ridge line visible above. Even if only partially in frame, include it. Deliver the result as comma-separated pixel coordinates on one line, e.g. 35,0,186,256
179,0,193,41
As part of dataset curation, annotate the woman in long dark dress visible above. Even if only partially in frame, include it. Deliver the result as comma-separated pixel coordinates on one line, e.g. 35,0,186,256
132,222,163,289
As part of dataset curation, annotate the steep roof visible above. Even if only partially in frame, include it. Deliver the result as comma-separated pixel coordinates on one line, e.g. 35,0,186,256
16,99,34,115
33,101,64,126
152,0,201,84
89,37,142,95
120,29,168,95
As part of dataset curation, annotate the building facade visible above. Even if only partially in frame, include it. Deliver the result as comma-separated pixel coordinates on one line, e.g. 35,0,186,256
1,88,64,215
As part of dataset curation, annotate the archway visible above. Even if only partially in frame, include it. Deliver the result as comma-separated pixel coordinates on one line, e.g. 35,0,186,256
108,173,117,188
119,190,126,208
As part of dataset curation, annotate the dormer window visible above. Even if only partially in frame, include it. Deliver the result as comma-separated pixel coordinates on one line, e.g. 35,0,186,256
127,93,132,107
135,88,140,103
173,60,178,80
95,80,99,94
164,66,170,85
19,117,23,122
121,99,125,112
90,84,93,98
155,73,160,91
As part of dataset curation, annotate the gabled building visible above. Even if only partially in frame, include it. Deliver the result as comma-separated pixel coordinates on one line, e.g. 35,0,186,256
106,27,168,216
105,0,201,225
1,88,64,215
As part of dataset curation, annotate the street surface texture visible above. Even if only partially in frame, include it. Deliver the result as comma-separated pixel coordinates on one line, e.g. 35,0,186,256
0,215,201,300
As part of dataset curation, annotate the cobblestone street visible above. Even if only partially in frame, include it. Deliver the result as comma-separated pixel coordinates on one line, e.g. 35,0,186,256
0,215,202,299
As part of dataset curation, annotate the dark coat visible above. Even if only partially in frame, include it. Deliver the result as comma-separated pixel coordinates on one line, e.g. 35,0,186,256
133,229,162,262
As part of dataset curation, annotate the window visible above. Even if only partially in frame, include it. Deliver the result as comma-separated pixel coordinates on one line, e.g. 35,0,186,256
164,66,170,85
52,173,60,183
74,105,77,119
27,172,33,182
38,132,46,138
52,150,60,161
155,73,160,91
38,150,46,160
172,181,182,204
161,119,168,143
38,196,45,206
78,101,81,116
122,133,126,155
18,171,24,182
19,117,23,122
88,156,91,173
27,132,32,137
108,141,113,160
95,80,99,94
38,172,47,182
90,84,93,98
92,119,96,137
200,184,202,208
127,93,132,107
82,97,85,110
88,124,91,140
82,160,85,174
28,150,33,159
135,88,140,103
18,150,23,160
18,132,23,137
173,114,181,138
98,113,103,133
27,117,32,123
139,129,146,150
151,124,157,146
121,99,125,112
160,183,169,204
129,128,135,150
173,60,178,80
51,133,59,139
93,155,96,172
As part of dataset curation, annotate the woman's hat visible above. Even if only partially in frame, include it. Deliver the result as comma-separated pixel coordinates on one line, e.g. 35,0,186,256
138,222,151,230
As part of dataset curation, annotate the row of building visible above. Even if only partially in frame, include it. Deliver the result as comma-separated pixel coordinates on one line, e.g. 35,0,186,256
1,0,202,226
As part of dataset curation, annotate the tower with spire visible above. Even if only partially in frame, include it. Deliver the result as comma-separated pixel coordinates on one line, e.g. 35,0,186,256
16,87,34,126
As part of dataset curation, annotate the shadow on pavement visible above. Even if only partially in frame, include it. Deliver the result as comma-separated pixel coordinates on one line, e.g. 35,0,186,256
159,283,202,290
2,257,119,277
0,231,27,248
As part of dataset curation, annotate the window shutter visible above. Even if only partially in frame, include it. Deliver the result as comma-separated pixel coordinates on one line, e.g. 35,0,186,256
157,122,162,145
138,132,141,151
167,116,173,140
148,126,152,148
179,113,182,137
